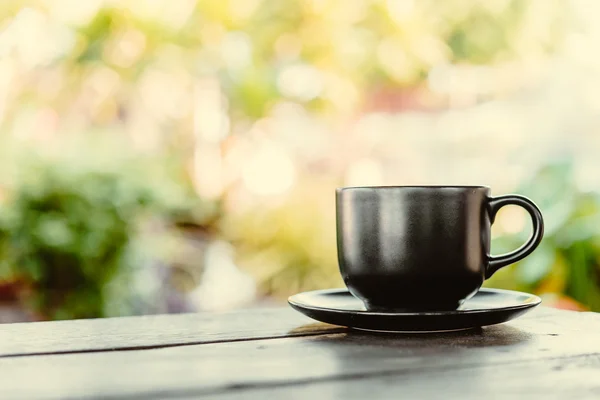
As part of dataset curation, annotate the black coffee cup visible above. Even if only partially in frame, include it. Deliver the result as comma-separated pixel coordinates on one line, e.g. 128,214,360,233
336,186,544,311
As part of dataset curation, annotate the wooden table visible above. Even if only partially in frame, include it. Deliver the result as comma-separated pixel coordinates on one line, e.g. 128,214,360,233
2,306,600,399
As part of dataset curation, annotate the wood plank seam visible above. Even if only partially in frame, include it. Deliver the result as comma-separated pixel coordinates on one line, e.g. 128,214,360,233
0,328,348,359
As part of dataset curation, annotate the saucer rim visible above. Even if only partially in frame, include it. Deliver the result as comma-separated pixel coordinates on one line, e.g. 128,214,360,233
287,287,541,316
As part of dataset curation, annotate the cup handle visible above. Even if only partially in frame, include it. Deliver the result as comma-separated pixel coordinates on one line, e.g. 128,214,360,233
486,195,544,279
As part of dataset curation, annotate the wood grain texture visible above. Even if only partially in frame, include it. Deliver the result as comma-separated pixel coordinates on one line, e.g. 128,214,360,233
0,308,343,357
0,303,561,358
1,307,600,399
211,355,600,400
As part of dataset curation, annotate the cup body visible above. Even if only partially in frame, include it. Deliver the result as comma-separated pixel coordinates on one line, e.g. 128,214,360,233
336,186,491,311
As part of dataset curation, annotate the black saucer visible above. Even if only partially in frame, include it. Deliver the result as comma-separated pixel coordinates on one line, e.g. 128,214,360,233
288,288,541,333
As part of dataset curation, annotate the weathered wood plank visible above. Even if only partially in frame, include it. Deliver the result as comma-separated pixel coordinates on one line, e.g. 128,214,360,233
1,308,599,399
0,308,343,357
0,304,562,358
210,355,600,400
0,304,566,358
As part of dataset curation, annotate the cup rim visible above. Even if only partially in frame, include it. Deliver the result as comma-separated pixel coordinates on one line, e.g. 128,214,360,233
336,185,490,191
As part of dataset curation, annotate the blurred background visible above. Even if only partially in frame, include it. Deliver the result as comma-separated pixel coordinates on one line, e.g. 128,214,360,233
1,0,600,322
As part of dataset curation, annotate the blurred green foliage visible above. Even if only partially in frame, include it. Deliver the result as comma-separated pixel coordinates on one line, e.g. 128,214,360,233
0,145,201,319
487,159,600,310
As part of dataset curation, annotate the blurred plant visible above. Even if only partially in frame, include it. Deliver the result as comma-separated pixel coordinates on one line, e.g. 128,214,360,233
0,148,204,320
487,159,600,311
